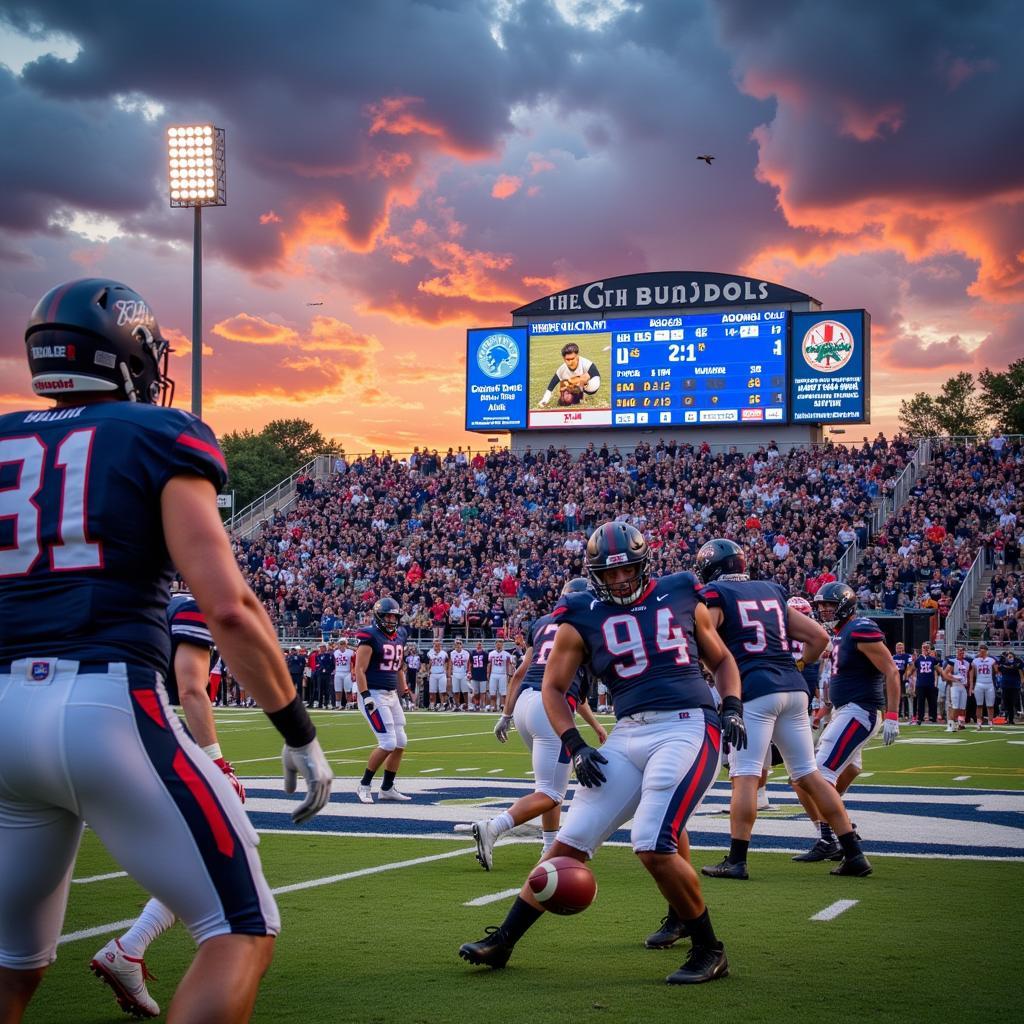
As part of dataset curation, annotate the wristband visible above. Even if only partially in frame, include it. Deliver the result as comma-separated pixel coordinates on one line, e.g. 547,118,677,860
201,742,223,761
884,711,898,721
721,695,743,716
560,726,587,756
267,693,316,748
360,691,371,701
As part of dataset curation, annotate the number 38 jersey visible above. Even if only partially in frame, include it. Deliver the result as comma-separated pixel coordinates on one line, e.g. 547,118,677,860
700,578,804,701
520,613,586,704
552,572,712,719
355,622,408,691
0,402,227,672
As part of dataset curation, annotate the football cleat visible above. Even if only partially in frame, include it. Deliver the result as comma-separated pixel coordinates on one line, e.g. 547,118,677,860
701,857,749,880
458,926,513,969
472,818,499,871
792,838,843,862
645,909,690,950
756,789,771,811
379,786,411,802
89,939,160,1018
356,784,374,804
830,854,873,877
665,943,729,985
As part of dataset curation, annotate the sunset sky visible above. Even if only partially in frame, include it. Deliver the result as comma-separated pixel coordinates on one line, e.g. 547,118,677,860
0,0,1020,453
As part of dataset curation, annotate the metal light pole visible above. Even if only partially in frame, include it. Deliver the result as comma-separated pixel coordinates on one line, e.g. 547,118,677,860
166,124,226,419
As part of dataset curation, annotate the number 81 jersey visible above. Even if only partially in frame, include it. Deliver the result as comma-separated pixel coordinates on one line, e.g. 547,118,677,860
552,572,712,719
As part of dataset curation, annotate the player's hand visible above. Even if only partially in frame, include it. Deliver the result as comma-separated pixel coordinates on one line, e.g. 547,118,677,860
538,397,550,408
494,715,512,743
882,716,900,746
361,694,376,715
214,757,246,803
572,745,608,788
593,723,608,745
721,696,747,750
812,705,829,730
282,738,334,824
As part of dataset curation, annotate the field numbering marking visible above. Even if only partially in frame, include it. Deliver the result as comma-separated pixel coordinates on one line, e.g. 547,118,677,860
811,899,858,922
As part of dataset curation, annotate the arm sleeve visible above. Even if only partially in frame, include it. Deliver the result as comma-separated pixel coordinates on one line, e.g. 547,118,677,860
150,411,229,493
547,373,561,391
849,620,885,642
169,597,213,648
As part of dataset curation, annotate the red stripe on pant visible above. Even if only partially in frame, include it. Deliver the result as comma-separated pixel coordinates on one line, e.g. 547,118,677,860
665,724,721,846
172,750,236,857
825,718,864,772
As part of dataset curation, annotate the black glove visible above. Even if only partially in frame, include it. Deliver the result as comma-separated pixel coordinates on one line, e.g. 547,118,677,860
721,695,747,750
562,727,608,788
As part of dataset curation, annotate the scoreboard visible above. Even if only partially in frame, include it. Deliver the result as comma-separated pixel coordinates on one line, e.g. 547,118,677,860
466,307,868,431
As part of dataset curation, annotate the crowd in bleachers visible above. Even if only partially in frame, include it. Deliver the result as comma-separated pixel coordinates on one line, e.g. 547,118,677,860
232,434,915,642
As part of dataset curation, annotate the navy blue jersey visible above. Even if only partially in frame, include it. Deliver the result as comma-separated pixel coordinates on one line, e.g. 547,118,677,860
552,572,713,719
913,655,938,687
791,640,821,696
469,649,488,681
701,578,804,701
355,622,408,691
999,656,1022,688
0,403,226,672
165,591,212,702
520,613,586,703
892,652,911,680
830,616,886,710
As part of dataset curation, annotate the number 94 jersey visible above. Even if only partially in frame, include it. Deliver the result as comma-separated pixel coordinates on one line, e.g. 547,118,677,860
552,572,712,719
355,623,408,691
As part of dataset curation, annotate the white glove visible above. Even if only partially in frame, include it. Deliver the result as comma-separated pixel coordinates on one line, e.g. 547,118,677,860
882,717,900,746
494,715,512,743
282,738,334,824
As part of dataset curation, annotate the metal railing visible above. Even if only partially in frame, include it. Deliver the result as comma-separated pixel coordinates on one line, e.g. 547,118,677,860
938,548,988,657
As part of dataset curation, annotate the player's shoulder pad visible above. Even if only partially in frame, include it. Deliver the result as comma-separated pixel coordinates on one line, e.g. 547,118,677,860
356,627,375,643
848,616,884,640
662,570,702,596
552,591,597,619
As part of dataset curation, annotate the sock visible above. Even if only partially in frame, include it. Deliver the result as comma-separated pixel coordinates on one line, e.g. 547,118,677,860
683,907,719,949
361,768,376,787
498,897,544,945
542,830,558,852
119,899,177,958
819,821,835,844
837,830,862,860
728,838,749,864
492,811,515,836
381,770,397,792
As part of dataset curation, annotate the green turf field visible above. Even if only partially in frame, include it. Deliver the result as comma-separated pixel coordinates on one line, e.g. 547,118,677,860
527,332,612,410
24,710,1024,1023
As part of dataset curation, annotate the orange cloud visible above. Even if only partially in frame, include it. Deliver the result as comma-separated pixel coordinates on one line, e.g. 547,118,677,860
211,313,299,346
166,327,214,357
366,96,494,159
491,174,522,199
259,210,282,224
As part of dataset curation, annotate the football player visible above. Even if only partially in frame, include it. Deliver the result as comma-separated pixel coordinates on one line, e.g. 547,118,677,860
970,643,997,729
892,641,912,720
469,640,489,711
333,637,354,710
450,638,470,710
426,638,449,710
91,589,246,1017
942,646,970,731
789,583,900,871
692,540,868,880
403,643,422,711
460,522,745,985
487,638,515,713
475,579,608,869
537,342,601,408
908,642,939,724
355,597,413,803
0,279,331,1024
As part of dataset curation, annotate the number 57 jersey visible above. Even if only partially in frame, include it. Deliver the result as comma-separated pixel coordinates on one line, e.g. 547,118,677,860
552,572,713,719
0,402,227,672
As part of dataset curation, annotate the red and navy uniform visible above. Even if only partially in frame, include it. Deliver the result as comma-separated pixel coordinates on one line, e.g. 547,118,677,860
700,578,804,700
165,591,213,704
893,651,911,695
830,616,886,711
913,654,938,691
469,649,488,684
0,402,226,671
552,572,713,719
355,622,408,690
520,613,586,705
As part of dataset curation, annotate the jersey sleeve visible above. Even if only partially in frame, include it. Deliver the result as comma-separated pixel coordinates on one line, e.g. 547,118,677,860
698,583,724,609
146,411,228,493
169,597,212,648
356,628,376,651
849,618,885,643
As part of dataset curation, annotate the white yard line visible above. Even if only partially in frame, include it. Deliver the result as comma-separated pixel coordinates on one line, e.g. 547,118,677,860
487,768,504,774
811,899,858,922
954,776,971,781
60,847,477,946
464,887,520,907
456,767,483,772
858,772,874,778
419,768,444,773
72,871,128,885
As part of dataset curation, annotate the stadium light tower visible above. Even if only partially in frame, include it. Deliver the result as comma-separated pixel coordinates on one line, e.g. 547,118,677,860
166,124,226,418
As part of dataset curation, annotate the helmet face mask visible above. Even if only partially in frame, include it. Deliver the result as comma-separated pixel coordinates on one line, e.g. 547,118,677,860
813,582,857,630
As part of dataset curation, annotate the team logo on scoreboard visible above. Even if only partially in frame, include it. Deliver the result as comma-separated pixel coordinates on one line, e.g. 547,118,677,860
476,332,520,379
801,320,854,372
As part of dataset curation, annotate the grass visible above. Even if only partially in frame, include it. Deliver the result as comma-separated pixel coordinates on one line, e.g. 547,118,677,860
22,709,1024,1023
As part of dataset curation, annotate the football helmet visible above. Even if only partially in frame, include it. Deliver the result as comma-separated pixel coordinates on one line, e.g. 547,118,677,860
787,596,813,616
25,278,173,404
695,538,747,583
813,582,857,630
561,576,591,596
585,522,650,605
373,597,401,635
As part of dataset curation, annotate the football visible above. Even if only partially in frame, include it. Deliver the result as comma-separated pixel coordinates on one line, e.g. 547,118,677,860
527,856,597,915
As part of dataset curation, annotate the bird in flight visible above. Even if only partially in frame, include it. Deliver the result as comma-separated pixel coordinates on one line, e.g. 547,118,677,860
306,301,324,306
696,154,715,165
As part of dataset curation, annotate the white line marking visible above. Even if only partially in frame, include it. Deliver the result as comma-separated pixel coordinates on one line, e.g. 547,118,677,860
487,768,504,774
456,767,482,773
72,871,128,885
464,887,521,907
954,776,971,781
811,899,858,921
419,768,444,773
233,729,495,765
858,772,874,778
59,847,477,946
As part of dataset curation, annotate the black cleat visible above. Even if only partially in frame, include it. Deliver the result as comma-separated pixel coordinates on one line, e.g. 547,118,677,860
458,926,513,969
645,909,690,949
830,854,873,877
665,943,729,985
701,857,749,880
792,838,843,862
